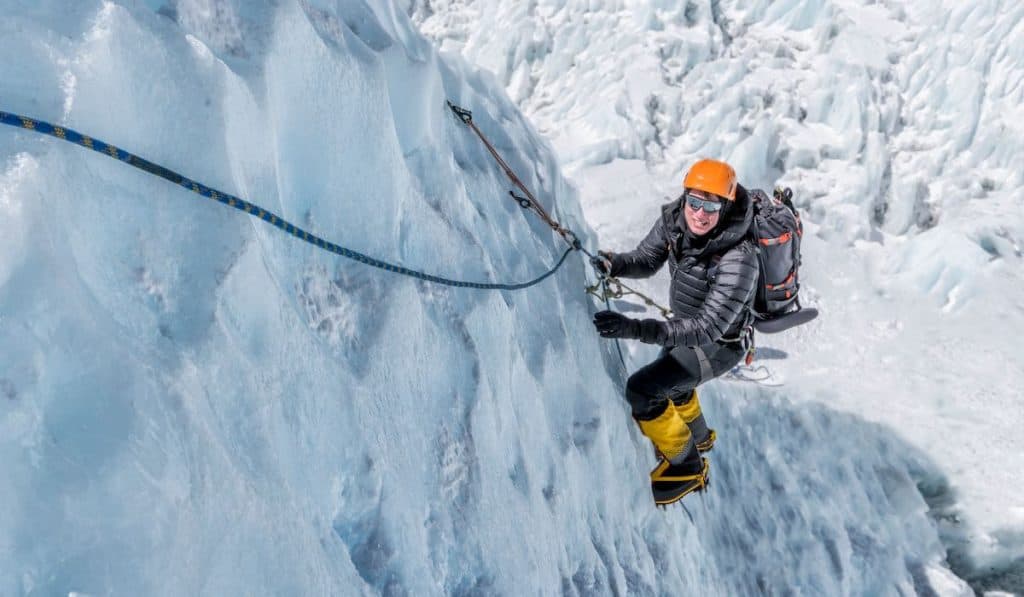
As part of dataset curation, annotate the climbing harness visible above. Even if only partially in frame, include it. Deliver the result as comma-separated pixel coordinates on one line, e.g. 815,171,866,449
0,109,574,291
719,319,769,382
720,322,756,366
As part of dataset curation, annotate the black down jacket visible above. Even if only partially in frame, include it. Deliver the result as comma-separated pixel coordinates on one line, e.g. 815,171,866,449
607,185,759,347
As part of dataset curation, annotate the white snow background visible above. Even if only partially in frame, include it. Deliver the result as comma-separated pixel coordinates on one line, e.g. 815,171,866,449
411,0,1024,594
0,0,1016,595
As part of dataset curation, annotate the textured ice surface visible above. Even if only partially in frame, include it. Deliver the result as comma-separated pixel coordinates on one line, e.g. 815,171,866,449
412,0,1024,593
0,1,994,595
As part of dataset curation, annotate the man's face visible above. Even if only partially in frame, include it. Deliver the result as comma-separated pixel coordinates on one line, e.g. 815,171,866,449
683,189,723,237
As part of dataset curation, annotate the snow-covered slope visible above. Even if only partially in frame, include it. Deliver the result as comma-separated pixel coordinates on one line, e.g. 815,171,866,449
0,1,987,595
411,0,1024,592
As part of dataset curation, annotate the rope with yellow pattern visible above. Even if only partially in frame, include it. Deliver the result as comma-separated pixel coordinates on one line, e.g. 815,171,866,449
0,110,577,290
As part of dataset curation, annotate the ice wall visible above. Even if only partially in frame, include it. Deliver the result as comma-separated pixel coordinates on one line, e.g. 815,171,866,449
0,1,972,595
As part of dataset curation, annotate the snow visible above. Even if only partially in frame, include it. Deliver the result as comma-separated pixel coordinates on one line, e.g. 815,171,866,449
412,0,1024,593
0,0,1016,595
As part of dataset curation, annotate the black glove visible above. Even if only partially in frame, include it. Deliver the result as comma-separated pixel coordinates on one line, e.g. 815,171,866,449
590,251,614,276
593,310,640,339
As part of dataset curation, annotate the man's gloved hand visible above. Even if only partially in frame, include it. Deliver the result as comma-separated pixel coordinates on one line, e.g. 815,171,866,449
593,310,640,339
589,251,614,276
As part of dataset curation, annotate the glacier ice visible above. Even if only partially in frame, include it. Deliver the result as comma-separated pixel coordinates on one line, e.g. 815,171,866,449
414,0,1024,594
0,1,1000,595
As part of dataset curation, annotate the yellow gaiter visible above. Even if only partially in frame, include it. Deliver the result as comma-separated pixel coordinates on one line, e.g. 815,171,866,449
672,389,702,424
637,402,692,461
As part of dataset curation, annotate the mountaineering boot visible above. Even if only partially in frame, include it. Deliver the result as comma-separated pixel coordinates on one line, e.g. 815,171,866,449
649,446,709,506
672,390,716,452
637,402,708,504
695,429,717,453
652,429,714,458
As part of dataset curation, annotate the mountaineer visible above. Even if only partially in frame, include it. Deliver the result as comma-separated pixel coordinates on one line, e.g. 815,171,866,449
591,159,759,505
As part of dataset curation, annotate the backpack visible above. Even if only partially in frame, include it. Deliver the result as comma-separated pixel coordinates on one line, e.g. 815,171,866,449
749,187,817,333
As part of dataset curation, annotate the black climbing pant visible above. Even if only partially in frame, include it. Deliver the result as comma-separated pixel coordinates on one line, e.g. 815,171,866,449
625,342,745,425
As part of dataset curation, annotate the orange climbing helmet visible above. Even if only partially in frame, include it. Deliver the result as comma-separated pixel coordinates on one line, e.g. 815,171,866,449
683,159,737,201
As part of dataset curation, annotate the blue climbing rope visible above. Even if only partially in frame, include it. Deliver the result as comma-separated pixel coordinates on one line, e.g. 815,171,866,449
0,109,575,291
